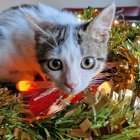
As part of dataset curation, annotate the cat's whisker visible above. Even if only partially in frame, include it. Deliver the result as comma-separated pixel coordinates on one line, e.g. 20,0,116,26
19,7,58,49
90,74,113,86
41,38,56,49
93,77,109,81
92,73,115,81
104,64,115,68
90,79,107,84
90,80,101,84
19,7,47,35
104,64,115,70
89,82,101,87
103,62,119,73
45,30,59,48
94,72,115,78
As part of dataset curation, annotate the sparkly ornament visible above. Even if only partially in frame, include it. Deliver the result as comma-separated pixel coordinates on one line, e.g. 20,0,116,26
28,88,64,116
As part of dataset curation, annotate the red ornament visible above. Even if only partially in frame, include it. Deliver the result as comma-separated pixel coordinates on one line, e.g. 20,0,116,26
29,88,64,116
70,92,84,103
17,80,98,120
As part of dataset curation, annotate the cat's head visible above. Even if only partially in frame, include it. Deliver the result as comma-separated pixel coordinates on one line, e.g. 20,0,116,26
34,4,115,94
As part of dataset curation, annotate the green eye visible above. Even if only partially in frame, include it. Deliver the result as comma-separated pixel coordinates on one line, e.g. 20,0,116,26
81,57,95,69
47,59,63,71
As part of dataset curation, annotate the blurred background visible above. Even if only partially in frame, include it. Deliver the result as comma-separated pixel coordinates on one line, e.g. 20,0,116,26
0,0,139,10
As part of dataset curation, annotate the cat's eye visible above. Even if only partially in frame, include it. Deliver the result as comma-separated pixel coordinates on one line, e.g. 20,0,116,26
81,57,95,69
47,59,63,71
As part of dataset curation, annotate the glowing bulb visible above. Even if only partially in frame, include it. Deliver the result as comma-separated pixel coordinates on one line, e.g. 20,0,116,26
16,81,31,92
77,14,82,22
78,14,82,19
16,80,55,92
132,23,136,27
114,19,119,26
94,9,98,12
98,81,113,94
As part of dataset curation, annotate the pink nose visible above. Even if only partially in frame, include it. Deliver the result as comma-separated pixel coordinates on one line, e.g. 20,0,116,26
65,82,78,90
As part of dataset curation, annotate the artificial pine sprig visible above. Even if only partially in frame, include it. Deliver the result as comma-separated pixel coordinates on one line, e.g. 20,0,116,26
1,88,139,140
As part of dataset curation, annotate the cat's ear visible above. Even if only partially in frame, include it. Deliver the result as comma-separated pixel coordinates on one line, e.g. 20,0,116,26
84,3,116,43
87,3,116,32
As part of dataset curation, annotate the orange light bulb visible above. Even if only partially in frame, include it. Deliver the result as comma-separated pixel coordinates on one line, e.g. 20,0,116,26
16,80,55,92
16,80,31,92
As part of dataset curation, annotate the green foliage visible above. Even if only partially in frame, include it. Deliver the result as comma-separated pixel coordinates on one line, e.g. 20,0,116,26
0,90,140,140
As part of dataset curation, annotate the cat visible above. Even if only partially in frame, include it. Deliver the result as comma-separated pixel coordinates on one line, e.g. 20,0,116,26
0,3,115,94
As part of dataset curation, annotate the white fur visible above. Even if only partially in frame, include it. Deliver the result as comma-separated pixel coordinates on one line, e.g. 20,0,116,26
0,3,115,94
0,3,79,82
43,3,116,93
37,3,80,25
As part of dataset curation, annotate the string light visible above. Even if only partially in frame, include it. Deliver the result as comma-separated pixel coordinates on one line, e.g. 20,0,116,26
132,23,136,27
16,80,55,92
114,19,120,26
98,81,113,94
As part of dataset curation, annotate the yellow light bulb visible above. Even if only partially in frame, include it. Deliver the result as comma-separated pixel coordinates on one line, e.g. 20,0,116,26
16,80,31,92
16,80,55,92
98,81,113,94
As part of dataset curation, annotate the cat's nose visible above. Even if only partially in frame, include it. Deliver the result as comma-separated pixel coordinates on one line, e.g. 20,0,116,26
65,82,78,90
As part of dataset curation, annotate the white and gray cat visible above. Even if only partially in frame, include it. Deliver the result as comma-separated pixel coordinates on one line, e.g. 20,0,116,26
0,3,115,94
